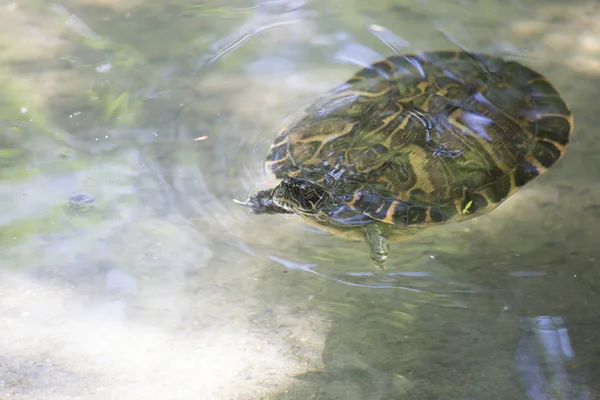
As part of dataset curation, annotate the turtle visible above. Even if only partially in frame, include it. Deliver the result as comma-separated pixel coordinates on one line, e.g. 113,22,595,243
235,51,573,269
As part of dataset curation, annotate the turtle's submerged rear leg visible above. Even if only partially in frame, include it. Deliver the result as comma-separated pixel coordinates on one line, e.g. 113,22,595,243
363,224,389,270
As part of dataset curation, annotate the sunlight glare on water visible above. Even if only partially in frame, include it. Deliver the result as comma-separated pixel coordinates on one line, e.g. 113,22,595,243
0,0,599,399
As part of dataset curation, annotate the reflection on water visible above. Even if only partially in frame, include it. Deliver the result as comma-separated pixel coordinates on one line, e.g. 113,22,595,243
1,0,600,399
515,317,593,400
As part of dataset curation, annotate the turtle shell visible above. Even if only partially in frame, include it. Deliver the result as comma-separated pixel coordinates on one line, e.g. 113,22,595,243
265,51,572,235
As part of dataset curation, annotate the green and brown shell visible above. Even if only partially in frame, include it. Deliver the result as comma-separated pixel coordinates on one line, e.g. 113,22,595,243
264,50,572,240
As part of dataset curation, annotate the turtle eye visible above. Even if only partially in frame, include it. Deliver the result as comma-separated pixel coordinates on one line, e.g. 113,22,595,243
295,183,311,197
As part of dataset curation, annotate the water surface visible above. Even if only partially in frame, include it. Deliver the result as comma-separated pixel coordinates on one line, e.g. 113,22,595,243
1,0,599,399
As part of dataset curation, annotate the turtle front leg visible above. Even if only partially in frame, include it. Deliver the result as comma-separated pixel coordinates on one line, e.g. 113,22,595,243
363,224,389,270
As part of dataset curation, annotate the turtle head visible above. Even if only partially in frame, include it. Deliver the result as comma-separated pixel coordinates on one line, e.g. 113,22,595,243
234,178,331,216
273,178,331,214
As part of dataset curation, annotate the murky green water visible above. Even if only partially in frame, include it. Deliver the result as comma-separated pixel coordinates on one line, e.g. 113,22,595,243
1,0,600,399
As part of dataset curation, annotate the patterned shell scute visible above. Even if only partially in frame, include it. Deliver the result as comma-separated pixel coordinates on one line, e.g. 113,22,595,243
266,51,573,228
